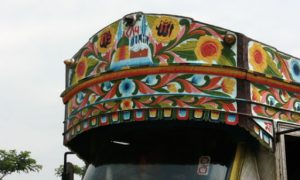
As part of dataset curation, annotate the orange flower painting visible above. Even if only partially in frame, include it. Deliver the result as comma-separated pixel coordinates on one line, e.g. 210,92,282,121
249,42,268,73
195,36,223,64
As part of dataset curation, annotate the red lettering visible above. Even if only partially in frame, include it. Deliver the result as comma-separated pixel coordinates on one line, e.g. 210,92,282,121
125,26,140,38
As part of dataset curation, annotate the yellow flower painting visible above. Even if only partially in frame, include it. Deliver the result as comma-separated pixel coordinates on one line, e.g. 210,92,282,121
194,36,223,64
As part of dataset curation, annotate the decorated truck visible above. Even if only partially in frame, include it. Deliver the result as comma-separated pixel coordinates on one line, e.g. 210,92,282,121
61,12,300,180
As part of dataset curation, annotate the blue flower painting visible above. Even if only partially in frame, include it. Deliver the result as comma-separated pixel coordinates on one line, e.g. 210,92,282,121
191,75,204,86
290,59,300,83
144,75,157,86
119,78,136,97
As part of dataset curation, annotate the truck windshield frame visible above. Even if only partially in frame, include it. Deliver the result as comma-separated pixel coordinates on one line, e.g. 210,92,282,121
83,126,237,180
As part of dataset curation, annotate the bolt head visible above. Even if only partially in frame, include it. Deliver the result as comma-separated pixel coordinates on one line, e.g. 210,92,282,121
224,34,236,45
64,59,75,67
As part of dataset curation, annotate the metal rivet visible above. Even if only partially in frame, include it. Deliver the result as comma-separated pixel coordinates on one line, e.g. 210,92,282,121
224,34,236,45
64,59,75,67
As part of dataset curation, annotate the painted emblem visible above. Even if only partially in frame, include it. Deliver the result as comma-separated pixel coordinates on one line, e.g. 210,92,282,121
110,15,153,70
97,27,115,53
152,16,180,43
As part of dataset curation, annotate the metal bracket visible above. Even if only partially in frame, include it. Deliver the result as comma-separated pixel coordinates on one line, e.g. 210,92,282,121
276,127,300,136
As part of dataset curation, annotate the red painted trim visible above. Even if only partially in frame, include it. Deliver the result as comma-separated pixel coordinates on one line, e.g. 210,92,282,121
246,74,299,93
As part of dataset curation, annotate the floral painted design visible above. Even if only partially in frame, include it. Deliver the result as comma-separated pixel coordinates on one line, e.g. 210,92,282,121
76,91,86,104
144,75,158,85
120,99,133,110
68,95,237,121
102,81,112,91
119,78,136,97
67,73,237,117
191,75,205,86
295,101,300,112
167,82,180,93
250,83,300,123
64,108,239,143
252,104,300,123
75,57,88,80
221,78,236,94
194,36,223,64
67,14,237,86
249,42,267,73
74,57,90,83
248,41,300,84
148,17,236,67
251,86,261,102
71,56,99,84
289,59,300,83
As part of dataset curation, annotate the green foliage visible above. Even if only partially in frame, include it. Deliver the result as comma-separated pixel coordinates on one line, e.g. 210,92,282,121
172,40,197,52
55,164,85,177
220,47,236,66
174,50,197,61
201,89,231,97
0,149,42,180
264,53,283,78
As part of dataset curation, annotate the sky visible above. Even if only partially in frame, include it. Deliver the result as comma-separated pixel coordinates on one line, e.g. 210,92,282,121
0,0,300,179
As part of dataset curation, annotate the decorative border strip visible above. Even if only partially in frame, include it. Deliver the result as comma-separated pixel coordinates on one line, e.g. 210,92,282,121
64,107,274,150
67,95,237,124
250,82,300,114
248,41,300,84
251,103,300,123
62,65,300,103
66,73,237,118
64,108,239,143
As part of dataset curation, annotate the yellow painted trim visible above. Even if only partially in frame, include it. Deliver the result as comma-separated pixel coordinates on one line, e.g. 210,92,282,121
230,143,246,180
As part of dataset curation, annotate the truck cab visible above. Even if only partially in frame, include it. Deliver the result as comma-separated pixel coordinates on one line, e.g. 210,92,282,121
61,12,300,180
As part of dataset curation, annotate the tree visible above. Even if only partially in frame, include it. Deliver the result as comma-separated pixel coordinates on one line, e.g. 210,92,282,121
0,149,42,180
55,164,85,178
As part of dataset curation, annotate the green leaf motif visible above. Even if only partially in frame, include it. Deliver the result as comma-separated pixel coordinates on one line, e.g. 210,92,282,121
278,52,292,60
179,19,190,28
149,43,154,57
156,88,169,93
173,50,197,61
263,47,276,59
86,58,100,75
172,40,197,51
202,89,231,98
252,83,269,91
181,95,195,102
264,54,283,78
161,38,177,52
218,55,233,66
139,96,151,103
220,47,236,66
164,52,175,63
201,104,217,110
178,74,193,80
160,102,173,108
199,76,211,88
92,35,98,43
